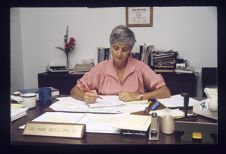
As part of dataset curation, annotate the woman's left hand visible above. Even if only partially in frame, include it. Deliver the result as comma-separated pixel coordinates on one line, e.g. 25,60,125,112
118,90,140,102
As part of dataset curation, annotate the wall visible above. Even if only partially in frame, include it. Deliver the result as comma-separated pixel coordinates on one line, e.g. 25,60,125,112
10,8,24,93
10,7,217,97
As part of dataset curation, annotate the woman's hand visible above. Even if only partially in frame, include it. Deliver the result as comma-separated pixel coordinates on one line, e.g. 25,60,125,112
84,90,98,104
118,90,140,102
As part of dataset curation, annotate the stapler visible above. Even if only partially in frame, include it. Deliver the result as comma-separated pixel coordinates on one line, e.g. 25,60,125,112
149,112,160,141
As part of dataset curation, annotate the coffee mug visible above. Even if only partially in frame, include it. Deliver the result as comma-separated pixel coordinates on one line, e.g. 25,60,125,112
21,93,37,109
160,109,175,134
38,87,52,105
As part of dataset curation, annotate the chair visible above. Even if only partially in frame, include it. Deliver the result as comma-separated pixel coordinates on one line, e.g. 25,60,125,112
202,67,217,97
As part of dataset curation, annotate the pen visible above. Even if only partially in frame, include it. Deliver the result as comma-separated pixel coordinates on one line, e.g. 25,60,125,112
145,100,152,113
81,85,103,99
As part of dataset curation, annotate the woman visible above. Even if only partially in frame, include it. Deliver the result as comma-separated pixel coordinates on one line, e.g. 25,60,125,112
71,25,171,103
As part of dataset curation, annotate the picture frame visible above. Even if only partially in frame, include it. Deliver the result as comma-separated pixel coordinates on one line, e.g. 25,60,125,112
126,7,153,27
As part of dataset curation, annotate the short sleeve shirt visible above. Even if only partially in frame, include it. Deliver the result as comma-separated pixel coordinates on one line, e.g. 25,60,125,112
76,57,166,95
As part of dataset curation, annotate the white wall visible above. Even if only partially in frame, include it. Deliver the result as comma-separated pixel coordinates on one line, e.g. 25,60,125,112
10,8,24,93
10,7,217,97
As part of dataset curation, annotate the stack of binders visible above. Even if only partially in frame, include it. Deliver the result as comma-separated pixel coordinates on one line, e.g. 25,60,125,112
152,50,178,72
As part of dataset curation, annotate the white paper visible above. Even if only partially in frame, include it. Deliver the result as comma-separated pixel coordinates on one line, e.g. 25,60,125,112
88,95,124,108
11,107,28,121
20,112,126,134
157,94,200,108
50,96,148,114
32,112,86,123
149,108,185,118
113,114,152,131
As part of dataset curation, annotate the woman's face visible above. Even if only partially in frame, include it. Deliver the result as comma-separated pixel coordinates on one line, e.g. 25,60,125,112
111,43,133,67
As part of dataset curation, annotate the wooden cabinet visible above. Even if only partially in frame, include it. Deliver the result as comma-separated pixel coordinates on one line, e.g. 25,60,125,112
38,72,197,96
160,72,197,97
38,72,83,95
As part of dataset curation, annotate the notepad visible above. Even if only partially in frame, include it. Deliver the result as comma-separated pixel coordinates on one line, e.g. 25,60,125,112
113,114,152,132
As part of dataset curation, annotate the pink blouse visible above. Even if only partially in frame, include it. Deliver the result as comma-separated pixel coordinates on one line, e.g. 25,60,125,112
76,57,166,95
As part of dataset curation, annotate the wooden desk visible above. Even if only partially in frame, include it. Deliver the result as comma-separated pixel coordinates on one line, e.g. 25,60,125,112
38,72,197,96
11,99,217,145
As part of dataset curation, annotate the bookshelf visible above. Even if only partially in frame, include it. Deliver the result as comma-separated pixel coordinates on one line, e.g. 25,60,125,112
38,71,197,97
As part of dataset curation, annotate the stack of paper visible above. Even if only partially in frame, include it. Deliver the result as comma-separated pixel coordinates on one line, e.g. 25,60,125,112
50,96,148,114
149,108,185,118
157,94,200,108
113,114,152,131
11,104,29,122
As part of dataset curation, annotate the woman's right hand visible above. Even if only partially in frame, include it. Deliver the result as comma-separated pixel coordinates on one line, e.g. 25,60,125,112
84,90,98,104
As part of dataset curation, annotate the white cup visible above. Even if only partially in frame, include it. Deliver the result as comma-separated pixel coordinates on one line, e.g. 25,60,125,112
21,93,37,109
207,97,218,112
160,109,175,134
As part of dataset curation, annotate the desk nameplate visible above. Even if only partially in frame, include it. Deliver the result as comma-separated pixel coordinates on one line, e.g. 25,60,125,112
23,122,85,139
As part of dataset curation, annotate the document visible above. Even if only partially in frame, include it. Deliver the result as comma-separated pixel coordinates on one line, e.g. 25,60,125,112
20,112,127,134
113,114,152,131
50,96,148,114
157,94,200,108
149,108,185,118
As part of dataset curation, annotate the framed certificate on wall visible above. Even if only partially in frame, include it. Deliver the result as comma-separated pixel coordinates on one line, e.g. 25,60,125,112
126,7,153,27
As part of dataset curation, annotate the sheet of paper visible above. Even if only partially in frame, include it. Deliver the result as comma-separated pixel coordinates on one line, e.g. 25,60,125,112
32,112,86,123
149,108,185,118
19,112,126,134
157,94,200,108
78,113,125,134
88,95,124,108
113,114,152,131
50,96,148,114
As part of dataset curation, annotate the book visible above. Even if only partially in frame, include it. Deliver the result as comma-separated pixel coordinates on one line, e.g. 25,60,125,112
11,104,29,122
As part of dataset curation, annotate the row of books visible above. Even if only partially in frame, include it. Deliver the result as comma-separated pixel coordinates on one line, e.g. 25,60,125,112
131,43,195,73
97,47,111,63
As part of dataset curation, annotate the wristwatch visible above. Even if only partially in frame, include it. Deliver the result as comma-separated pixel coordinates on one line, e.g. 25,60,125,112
139,94,144,100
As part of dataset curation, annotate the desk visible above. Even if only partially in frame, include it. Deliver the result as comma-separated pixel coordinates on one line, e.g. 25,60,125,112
11,99,217,145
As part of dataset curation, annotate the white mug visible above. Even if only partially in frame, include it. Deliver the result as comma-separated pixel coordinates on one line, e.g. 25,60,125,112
160,109,175,134
207,97,218,112
21,93,37,109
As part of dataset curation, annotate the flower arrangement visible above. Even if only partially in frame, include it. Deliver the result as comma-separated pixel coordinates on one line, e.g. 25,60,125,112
56,26,76,69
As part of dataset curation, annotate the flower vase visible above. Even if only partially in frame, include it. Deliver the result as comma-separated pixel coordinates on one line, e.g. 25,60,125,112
66,53,69,69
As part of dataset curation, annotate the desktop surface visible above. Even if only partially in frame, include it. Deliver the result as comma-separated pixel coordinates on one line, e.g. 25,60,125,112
11,98,217,145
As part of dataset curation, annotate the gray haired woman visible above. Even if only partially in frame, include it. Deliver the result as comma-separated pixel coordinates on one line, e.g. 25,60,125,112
71,25,171,103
